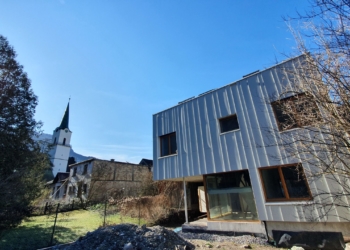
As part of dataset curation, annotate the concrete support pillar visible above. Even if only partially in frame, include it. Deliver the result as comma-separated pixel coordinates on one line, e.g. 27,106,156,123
183,177,188,224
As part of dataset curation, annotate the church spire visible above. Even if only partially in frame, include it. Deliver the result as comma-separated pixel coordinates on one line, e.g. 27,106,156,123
55,102,69,131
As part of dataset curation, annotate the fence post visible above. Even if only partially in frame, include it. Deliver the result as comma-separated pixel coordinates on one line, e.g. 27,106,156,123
50,203,60,246
103,198,107,227
44,202,48,215
138,197,141,226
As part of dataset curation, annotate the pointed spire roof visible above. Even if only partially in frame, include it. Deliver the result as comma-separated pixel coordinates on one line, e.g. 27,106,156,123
55,102,69,131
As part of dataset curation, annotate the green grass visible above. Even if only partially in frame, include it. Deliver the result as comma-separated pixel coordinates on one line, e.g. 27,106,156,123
0,209,147,250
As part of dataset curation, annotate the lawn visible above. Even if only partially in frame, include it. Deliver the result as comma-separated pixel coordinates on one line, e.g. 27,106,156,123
0,209,147,250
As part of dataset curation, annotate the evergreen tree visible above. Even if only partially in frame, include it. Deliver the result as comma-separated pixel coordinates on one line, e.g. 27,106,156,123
0,35,50,233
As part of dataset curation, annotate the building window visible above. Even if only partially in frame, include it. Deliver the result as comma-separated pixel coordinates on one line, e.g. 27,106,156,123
83,164,88,174
63,185,67,198
219,114,239,133
205,170,258,221
83,184,88,194
272,94,320,131
72,167,77,177
160,132,177,157
259,164,312,202
63,138,66,145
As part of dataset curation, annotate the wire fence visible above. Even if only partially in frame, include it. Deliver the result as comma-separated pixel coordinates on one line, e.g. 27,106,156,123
0,199,146,250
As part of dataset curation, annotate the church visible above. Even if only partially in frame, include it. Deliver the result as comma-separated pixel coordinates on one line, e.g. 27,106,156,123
47,102,152,201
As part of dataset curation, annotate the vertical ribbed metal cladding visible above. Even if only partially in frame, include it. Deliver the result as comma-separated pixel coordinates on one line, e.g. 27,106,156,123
153,55,348,223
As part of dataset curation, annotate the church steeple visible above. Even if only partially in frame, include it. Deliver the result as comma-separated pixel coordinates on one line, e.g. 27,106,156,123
50,101,72,176
56,102,69,131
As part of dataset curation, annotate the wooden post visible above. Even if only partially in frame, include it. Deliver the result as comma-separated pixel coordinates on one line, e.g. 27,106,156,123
138,197,141,226
103,198,107,227
50,203,60,246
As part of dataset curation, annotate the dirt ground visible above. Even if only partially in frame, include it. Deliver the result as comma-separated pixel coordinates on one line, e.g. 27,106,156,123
187,239,284,250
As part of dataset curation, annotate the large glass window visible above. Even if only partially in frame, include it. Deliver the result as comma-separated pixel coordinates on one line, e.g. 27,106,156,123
219,114,239,133
259,164,312,202
204,170,258,221
160,132,177,157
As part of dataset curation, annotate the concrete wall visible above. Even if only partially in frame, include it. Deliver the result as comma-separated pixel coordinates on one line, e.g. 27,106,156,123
266,221,350,239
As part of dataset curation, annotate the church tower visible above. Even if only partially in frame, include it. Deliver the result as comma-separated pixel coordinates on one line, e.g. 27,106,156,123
50,102,72,176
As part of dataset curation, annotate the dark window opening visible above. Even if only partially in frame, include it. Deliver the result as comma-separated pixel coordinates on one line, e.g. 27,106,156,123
83,164,88,174
219,114,239,133
83,184,88,194
272,94,320,131
54,137,56,144
72,167,77,177
63,138,66,145
160,132,177,157
259,164,312,202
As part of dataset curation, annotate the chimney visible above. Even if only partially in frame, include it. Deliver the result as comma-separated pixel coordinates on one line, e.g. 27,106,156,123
110,159,115,162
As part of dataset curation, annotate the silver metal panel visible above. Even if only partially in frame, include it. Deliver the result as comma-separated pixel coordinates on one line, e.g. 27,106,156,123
153,56,349,222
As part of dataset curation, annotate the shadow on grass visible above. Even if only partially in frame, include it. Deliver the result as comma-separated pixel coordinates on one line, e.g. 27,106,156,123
0,224,81,250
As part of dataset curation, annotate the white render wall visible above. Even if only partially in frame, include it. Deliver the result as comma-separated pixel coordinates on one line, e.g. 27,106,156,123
153,56,350,223
50,129,72,176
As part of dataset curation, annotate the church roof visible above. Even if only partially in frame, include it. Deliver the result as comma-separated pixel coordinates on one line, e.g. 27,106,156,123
55,102,69,131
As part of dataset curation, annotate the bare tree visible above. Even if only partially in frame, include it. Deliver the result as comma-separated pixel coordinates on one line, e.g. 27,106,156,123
266,0,350,221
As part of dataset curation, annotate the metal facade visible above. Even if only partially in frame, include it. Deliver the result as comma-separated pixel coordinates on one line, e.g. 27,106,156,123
153,55,350,222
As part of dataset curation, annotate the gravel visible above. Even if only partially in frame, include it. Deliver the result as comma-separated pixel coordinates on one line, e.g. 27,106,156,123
51,224,272,250
179,231,270,246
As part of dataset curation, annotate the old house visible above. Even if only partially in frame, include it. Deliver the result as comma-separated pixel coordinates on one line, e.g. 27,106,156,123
65,158,150,201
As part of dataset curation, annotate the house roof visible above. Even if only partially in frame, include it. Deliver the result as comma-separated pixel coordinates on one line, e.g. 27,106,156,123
139,158,153,167
153,54,305,115
68,157,148,168
51,172,69,184
55,102,69,131
68,158,95,168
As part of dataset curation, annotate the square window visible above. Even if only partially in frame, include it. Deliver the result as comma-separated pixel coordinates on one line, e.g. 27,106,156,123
259,164,311,202
272,94,320,131
160,132,177,157
219,115,239,133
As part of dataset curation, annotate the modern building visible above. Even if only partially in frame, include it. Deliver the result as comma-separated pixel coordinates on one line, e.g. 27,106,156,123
153,55,350,241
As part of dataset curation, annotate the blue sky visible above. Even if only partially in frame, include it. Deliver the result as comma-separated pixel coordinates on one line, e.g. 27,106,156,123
1,1,311,163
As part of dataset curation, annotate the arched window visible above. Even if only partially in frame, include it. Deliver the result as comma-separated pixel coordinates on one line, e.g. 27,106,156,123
63,138,66,145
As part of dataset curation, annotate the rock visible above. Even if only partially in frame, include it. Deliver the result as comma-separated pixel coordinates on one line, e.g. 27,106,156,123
291,246,305,250
123,242,134,250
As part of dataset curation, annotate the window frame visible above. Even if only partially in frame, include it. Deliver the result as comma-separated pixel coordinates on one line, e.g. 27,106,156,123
159,132,177,157
259,164,312,202
271,94,320,131
219,114,240,133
